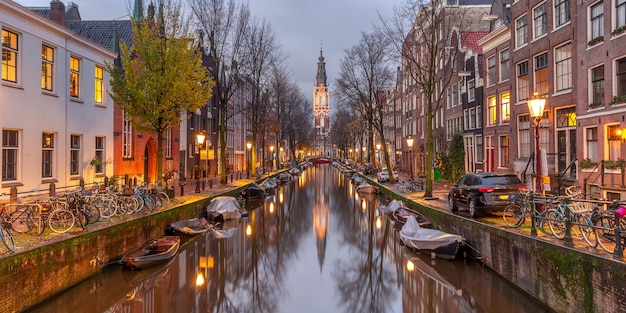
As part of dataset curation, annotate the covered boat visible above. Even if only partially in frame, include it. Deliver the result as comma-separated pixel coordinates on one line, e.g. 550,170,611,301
399,215,464,260
259,178,278,193
166,217,211,236
356,182,379,194
240,183,268,199
204,196,244,222
122,236,180,270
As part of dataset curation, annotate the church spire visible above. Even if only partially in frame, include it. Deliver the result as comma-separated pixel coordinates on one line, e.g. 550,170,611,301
316,41,327,86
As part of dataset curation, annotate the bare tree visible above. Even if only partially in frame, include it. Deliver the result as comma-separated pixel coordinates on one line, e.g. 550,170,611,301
335,30,396,180
379,0,487,197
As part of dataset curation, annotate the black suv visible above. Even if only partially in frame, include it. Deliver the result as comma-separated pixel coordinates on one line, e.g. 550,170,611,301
448,172,527,217
363,163,374,175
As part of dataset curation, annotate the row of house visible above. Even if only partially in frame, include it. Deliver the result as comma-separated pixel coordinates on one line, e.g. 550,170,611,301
0,0,256,195
381,0,626,199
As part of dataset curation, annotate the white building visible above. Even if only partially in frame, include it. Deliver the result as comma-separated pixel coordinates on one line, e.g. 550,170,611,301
1,0,116,194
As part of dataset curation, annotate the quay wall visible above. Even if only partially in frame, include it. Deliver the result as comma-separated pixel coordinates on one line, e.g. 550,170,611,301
380,188,626,313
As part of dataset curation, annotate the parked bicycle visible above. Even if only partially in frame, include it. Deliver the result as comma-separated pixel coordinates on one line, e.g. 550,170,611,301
0,195,16,253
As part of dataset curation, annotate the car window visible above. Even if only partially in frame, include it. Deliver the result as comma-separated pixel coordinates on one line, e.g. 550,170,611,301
482,176,521,185
457,175,467,187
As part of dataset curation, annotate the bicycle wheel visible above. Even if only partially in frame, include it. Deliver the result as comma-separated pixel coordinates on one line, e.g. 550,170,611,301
48,209,75,233
593,214,615,253
86,202,103,224
25,210,44,236
132,195,144,213
577,215,597,248
9,209,34,234
143,195,156,212
548,210,566,239
157,191,170,207
502,204,525,228
0,224,16,253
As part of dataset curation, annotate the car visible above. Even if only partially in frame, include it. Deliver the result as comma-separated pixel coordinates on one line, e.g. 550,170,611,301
376,168,398,182
363,163,374,175
447,172,527,217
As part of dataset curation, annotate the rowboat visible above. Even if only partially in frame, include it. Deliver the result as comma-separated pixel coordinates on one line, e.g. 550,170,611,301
122,236,180,270
386,200,432,228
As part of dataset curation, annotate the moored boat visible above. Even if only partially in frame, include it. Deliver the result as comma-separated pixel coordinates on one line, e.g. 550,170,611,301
356,182,379,194
399,215,464,260
204,196,245,222
122,236,181,270
166,217,211,236
386,200,432,228
240,183,268,199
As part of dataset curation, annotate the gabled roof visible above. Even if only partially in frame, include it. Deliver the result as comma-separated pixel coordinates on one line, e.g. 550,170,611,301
461,31,489,53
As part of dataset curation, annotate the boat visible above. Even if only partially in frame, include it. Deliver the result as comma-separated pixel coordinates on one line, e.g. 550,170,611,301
399,215,464,260
166,217,211,236
288,167,302,175
315,158,331,165
204,196,245,222
356,182,379,194
386,200,432,228
209,218,241,239
240,182,268,199
259,178,278,193
351,173,364,184
122,236,181,270
123,257,174,286
277,173,292,183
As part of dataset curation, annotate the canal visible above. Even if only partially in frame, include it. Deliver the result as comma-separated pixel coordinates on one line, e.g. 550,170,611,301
26,164,554,313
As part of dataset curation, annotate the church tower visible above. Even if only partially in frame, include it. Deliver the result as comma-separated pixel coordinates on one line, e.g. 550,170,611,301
313,45,331,157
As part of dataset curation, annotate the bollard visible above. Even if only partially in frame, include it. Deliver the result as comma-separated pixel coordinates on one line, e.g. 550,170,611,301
230,174,233,183
10,186,17,204
49,182,56,197
202,180,205,190
209,179,213,188
125,174,129,186
180,184,184,196
79,178,85,189
104,176,109,187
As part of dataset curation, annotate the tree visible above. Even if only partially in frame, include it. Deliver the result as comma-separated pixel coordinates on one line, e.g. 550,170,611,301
106,0,214,184
442,133,465,182
336,30,395,180
379,0,487,197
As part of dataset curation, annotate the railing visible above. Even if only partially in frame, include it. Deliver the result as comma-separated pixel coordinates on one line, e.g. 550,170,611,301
556,158,578,196
583,160,626,197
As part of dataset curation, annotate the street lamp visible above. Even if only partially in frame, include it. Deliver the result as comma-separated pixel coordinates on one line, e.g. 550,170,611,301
270,145,275,171
528,92,546,195
406,135,414,179
362,146,366,163
376,143,381,169
246,141,252,178
195,131,206,193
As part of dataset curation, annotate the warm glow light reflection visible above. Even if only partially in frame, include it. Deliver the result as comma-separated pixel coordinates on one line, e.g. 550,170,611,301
279,192,284,204
376,216,382,229
406,260,415,272
196,272,205,286
246,224,252,236
269,202,274,213
361,199,366,212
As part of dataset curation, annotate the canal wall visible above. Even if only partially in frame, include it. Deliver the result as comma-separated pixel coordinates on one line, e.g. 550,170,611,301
380,187,626,313
0,191,239,313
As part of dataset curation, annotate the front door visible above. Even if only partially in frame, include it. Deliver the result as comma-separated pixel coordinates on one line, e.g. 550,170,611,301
555,107,577,178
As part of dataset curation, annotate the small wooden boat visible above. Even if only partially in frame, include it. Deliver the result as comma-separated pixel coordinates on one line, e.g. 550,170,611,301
166,217,211,236
386,200,432,228
122,236,180,270
356,182,379,194
399,215,464,260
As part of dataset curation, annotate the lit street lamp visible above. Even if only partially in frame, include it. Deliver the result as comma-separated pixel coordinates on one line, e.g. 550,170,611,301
246,141,252,178
376,143,381,169
195,131,206,193
270,145,275,171
528,92,546,195
362,146,366,163
406,135,414,179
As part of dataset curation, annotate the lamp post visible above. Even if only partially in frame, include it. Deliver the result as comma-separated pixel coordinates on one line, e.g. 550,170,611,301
195,131,206,193
406,135,414,179
376,143,381,170
246,141,252,179
528,92,546,195
270,145,275,172
362,146,366,163
280,147,284,168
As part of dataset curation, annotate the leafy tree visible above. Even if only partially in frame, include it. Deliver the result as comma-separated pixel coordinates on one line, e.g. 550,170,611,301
441,133,465,183
106,0,214,183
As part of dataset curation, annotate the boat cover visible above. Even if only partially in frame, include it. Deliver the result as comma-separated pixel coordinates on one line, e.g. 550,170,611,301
206,196,242,220
387,199,405,212
400,215,463,250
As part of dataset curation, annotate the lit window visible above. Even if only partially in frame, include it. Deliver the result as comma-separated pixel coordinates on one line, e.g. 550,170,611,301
608,125,622,160
42,133,54,178
500,92,510,124
2,29,18,83
42,45,54,91
165,128,171,158
488,96,497,126
533,2,547,39
95,65,104,104
69,56,80,98
555,43,572,91
534,53,549,95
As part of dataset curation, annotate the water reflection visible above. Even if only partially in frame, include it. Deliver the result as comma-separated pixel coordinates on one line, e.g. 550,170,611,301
27,164,553,313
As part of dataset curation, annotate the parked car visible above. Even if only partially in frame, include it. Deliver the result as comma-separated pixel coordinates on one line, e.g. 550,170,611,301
376,168,398,182
447,172,527,217
363,163,374,175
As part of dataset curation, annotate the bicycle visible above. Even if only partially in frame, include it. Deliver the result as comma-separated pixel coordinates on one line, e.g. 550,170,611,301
0,198,16,253
397,178,423,193
501,190,553,235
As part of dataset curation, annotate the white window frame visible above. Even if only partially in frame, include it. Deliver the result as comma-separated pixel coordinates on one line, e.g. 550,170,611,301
70,135,81,176
69,56,80,98
533,2,548,40
554,0,571,28
42,132,54,178
554,42,572,92
123,111,133,158
42,44,54,91
1,28,19,83
94,65,104,104
2,129,19,181
500,50,510,82
515,14,528,49
589,2,604,42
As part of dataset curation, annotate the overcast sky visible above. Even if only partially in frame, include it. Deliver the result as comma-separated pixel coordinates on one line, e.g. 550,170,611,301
17,0,396,102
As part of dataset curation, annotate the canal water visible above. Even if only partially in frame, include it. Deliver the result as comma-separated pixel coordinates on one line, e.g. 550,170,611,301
27,164,553,313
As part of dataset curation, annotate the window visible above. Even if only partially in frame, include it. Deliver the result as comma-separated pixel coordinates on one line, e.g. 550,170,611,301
500,92,510,124
591,65,604,108
515,15,528,48
122,111,132,158
469,108,476,129
488,96,497,126
468,79,475,102
618,0,626,30
476,105,482,129
555,0,570,27
2,130,18,181
590,2,604,40
446,87,452,109
499,135,509,167
586,127,598,161
517,61,529,101
2,29,18,83
500,50,510,82
535,53,549,95
452,83,458,107
95,137,104,174
608,125,622,160
476,135,484,162
555,43,572,91
42,133,54,178
42,45,54,91
165,128,171,158
69,56,80,98
518,115,531,158
616,57,626,101
94,65,104,104
533,2,548,39
487,56,496,86
70,135,81,175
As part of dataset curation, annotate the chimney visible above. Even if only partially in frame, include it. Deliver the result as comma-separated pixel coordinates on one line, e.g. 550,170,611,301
50,0,66,26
